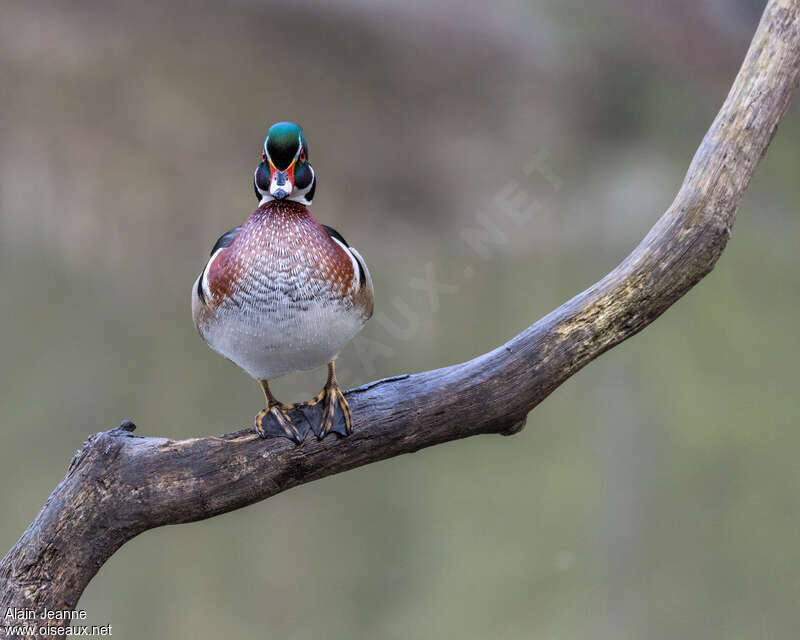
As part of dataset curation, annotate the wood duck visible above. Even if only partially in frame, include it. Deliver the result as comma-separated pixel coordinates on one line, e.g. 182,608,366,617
192,122,374,443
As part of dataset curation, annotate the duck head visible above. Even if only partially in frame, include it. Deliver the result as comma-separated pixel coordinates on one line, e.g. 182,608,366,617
254,121,316,206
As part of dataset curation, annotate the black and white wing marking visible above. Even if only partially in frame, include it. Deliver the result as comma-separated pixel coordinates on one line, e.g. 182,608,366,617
321,224,368,289
210,226,242,256
197,226,241,304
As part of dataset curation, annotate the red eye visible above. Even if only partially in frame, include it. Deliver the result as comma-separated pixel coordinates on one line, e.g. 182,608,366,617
261,150,266,162
299,148,306,163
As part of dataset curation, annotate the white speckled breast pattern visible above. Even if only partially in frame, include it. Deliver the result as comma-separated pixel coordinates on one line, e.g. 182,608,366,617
194,201,372,380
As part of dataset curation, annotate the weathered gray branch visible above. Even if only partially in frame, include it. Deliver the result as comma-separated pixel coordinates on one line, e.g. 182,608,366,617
2,0,799,627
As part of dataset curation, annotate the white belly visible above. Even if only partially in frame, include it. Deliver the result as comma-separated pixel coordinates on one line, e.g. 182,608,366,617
202,297,366,380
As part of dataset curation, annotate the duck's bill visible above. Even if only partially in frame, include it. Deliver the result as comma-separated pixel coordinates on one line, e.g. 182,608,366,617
269,162,295,199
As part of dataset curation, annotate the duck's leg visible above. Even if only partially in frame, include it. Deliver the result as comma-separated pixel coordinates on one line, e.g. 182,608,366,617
301,361,352,439
254,380,311,443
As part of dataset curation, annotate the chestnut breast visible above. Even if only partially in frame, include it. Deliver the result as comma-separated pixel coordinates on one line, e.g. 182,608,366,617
207,200,357,315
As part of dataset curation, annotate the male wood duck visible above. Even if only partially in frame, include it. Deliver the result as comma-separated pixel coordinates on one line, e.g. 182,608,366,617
192,122,374,443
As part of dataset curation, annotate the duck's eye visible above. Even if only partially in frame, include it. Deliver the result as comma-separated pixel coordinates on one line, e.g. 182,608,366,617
299,148,306,163
261,150,267,163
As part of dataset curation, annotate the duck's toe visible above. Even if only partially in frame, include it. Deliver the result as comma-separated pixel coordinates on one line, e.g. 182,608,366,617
301,383,352,440
254,405,311,444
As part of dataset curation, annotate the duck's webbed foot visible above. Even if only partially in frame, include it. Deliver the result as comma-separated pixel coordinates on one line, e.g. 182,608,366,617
300,361,352,439
254,381,311,444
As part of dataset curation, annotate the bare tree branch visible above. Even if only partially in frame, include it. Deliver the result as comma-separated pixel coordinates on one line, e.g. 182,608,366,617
2,0,799,627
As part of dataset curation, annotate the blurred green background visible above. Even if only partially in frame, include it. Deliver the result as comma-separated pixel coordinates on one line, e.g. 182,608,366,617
1,0,799,638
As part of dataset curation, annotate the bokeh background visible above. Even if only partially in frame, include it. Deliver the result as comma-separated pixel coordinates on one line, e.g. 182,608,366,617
1,0,799,638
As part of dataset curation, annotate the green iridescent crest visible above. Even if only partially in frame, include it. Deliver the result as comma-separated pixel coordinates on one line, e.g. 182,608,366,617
265,122,307,170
